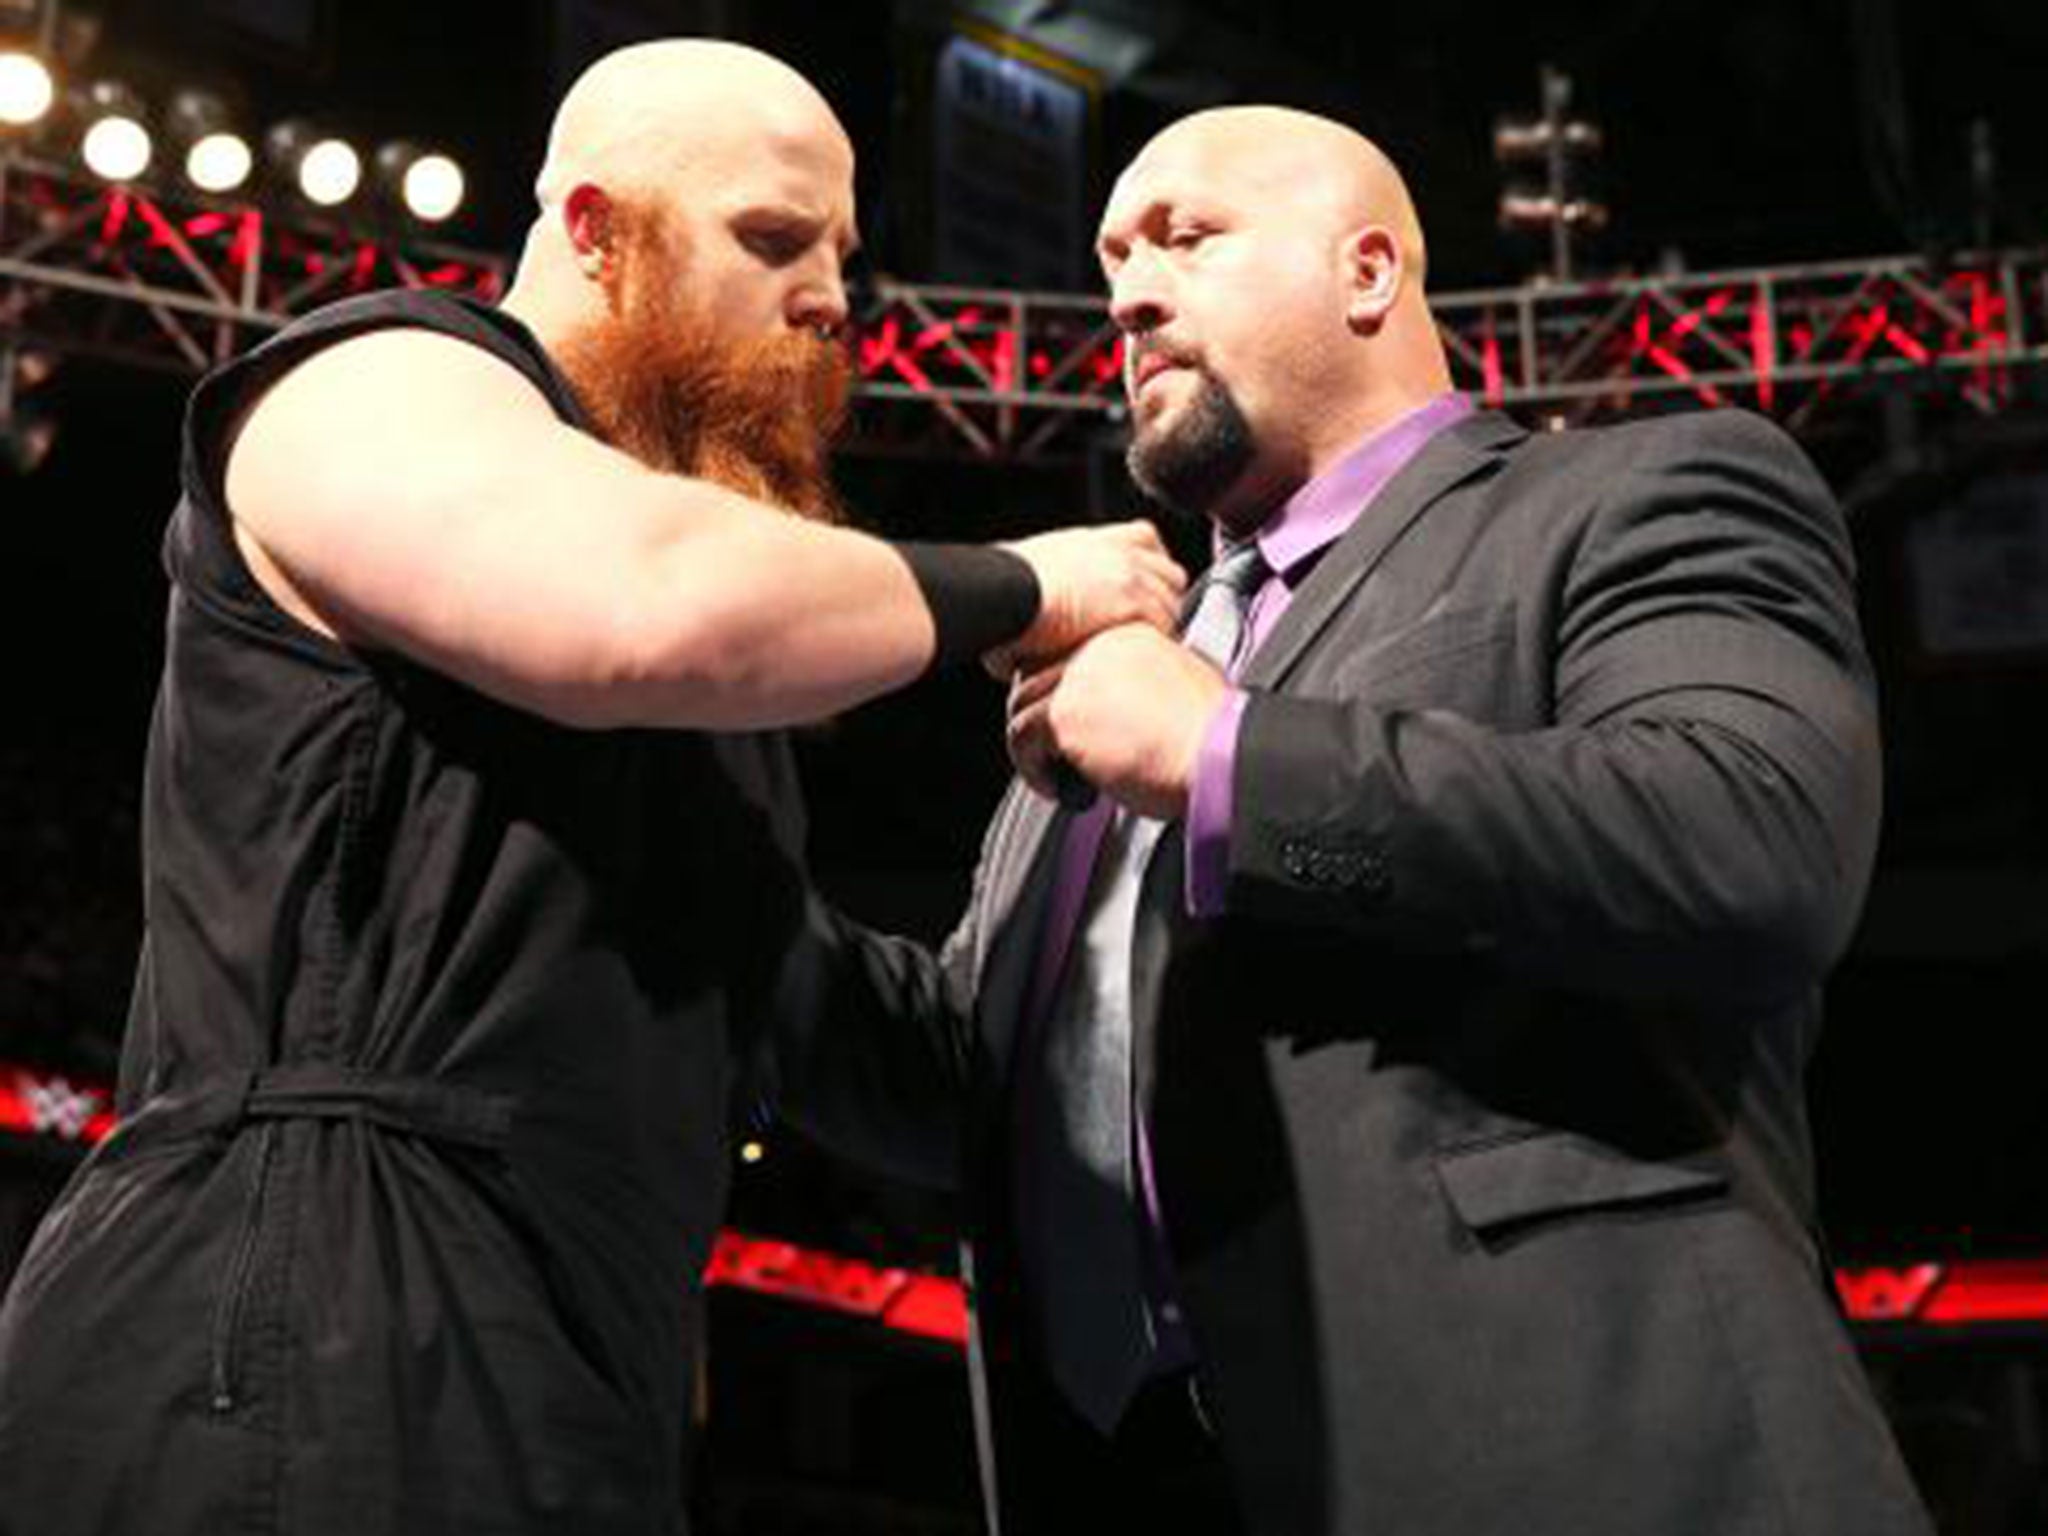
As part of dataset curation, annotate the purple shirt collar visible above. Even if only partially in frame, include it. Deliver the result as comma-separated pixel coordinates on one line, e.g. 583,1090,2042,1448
1229,390,1475,579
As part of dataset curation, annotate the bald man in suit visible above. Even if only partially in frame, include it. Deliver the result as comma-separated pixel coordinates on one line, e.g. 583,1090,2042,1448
787,106,1934,1536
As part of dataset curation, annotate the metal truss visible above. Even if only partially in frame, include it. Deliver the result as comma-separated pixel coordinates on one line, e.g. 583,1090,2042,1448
1433,254,2048,432
853,251,2048,455
7,150,2048,462
847,278,1127,462
0,153,504,376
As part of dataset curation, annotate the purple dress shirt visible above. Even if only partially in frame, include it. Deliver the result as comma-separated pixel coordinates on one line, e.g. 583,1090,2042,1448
1185,390,1475,915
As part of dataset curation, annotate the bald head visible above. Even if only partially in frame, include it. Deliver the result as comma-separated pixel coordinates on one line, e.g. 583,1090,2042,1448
1098,105,1451,526
1114,106,1427,283
505,40,858,371
536,40,851,214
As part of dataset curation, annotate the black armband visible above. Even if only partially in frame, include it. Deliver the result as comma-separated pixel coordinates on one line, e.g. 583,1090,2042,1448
893,541,1041,671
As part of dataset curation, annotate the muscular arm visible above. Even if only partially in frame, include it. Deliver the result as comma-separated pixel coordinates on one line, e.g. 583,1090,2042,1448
1226,412,1881,1009
225,328,1177,729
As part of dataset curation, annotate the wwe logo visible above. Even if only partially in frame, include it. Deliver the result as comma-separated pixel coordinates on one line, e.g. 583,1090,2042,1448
25,1077,102,1140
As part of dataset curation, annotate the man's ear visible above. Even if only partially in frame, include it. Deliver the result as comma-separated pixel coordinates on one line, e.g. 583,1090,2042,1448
1344,225,1402,334
563,183,615,281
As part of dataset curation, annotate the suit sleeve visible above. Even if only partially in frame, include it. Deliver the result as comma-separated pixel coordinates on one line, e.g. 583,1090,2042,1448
750,782,1030,1194
1223,410,1881,1008
753,892,973,1192
707,731,973,1194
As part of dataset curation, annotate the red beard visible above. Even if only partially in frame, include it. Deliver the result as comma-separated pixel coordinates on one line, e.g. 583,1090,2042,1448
555,224,853,523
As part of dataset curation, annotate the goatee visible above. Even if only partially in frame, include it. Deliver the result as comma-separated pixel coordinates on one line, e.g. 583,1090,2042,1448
1127,369,1256,521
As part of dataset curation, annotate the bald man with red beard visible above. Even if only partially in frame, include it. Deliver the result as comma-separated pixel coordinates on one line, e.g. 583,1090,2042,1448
0,40,1182,1536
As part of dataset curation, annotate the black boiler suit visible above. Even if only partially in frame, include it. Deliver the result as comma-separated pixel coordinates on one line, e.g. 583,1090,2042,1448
0,291,890,1535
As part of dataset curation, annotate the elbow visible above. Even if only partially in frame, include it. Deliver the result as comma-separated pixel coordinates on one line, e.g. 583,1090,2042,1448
1709,790,1877,999
1658,715,1876,1002
1681,848,1859,1006
1714,901,1837,1004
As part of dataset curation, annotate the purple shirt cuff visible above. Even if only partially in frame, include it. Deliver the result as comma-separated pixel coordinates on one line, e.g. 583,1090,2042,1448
1185,689,1249,917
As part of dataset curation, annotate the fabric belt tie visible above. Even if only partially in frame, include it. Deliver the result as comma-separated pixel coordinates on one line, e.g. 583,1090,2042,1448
106,1063,516,1154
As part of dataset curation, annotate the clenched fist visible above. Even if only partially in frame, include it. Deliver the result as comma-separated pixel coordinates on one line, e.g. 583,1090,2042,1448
1007,623,1233,820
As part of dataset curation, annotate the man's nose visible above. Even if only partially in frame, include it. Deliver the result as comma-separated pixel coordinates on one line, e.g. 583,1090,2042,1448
792,265,849,336
1107,248,1171,335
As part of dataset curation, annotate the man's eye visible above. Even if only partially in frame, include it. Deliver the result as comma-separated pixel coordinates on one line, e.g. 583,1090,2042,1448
1167,227,1209,250
742,226,810,264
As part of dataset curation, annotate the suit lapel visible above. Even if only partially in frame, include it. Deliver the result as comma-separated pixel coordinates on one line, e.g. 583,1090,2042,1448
1241,410,1527,691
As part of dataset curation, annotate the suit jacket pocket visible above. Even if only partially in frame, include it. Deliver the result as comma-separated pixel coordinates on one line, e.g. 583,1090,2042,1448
1435,1129,1729,1239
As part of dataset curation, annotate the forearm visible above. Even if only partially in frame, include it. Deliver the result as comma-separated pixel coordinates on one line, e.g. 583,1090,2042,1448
610,503,983,731
1225,682,1879,1007
341,445,1037,731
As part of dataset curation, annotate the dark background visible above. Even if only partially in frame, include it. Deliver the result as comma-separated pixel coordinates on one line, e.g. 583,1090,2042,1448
3,1,2046,1529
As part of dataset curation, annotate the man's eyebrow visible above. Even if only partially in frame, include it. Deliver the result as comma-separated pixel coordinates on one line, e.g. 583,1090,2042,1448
1096,197,1176,256
731,203,863,259
732,202,802,228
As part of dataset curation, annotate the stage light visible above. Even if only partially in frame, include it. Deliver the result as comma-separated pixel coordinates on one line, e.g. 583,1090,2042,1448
375,140,466,223
403,153,463,222
268,119,361,207
77,80,151,182
1492,64,1607,281
167,90,252,194
0,48,54,127
299,138,359,205
186,131,251,193
82,115,148,179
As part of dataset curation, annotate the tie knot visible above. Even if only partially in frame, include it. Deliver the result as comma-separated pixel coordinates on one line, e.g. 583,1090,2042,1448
1205,539,1268,597
1180,539,1269,669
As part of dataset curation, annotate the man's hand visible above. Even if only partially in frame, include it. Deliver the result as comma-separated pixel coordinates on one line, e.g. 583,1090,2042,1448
1007,624,1231,820
992,521,1185,675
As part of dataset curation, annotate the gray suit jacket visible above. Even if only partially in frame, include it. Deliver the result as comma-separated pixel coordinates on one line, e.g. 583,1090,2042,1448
779,407,1932,1535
